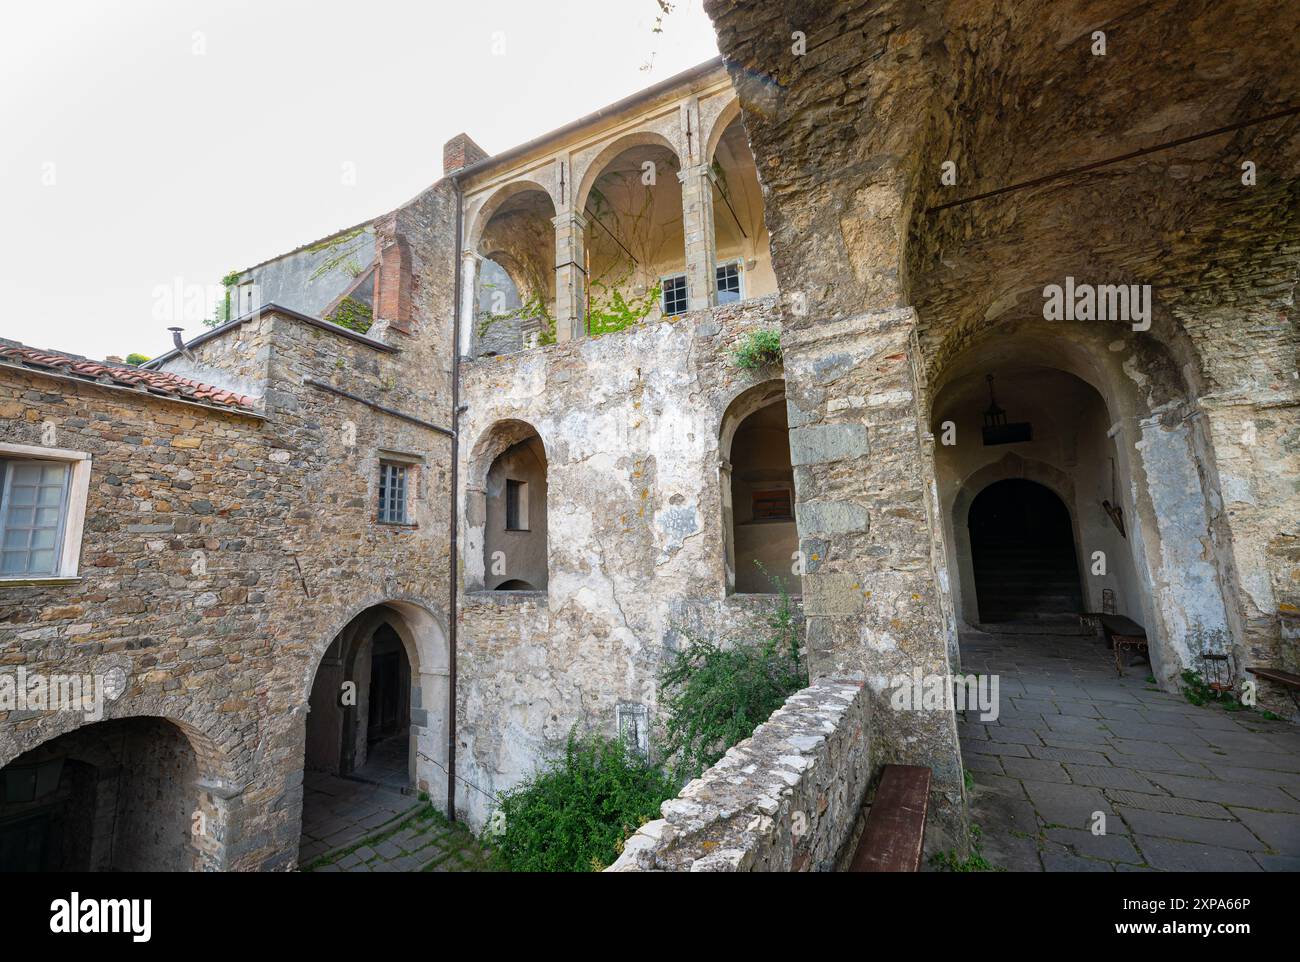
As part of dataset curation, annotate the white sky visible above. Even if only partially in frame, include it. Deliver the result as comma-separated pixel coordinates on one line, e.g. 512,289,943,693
0,0,719,361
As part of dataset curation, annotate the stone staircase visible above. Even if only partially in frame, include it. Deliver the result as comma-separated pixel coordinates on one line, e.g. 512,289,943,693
972,543,1083,624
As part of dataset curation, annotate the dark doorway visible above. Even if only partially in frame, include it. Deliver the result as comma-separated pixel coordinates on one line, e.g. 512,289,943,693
368,652,401,743
969,479,1082,623
354,624,411,790
0,718,202,872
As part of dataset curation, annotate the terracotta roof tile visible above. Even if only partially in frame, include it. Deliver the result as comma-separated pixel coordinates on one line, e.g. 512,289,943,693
0,342,257,412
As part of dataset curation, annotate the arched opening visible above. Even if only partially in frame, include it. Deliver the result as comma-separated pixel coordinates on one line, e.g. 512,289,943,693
465,420,549,594
306,612,417,786
356,623,412,787
936,353,1142,634
472,185,557,355
0,717,210,872
721,381,797,595
708,113,776,305
300,601,449,864
931,320,1236,691
968,479,1082,623
485,434,548,592
581,138,684,327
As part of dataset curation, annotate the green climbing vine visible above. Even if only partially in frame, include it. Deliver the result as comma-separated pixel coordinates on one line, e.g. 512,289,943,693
307,226,369,281
478,292,557,347
585,282,661,337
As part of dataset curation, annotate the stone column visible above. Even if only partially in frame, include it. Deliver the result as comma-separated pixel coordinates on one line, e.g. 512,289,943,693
784,307,967,847
719,455,735,591
552,211,587,341
1196,394,1300,713
458,249,480,357
679,164,717,311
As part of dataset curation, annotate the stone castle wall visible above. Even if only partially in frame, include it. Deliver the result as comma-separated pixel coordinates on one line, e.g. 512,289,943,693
0,168,459,871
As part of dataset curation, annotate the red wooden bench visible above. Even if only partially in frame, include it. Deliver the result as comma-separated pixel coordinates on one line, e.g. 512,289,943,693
848,764,931,872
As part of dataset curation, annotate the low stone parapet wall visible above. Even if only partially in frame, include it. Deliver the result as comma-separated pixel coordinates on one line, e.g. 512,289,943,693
607,679,870,872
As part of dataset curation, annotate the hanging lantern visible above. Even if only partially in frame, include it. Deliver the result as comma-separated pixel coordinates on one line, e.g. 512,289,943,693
981,374,1032,446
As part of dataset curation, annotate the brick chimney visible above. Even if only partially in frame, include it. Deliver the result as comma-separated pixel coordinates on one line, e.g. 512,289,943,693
442,133,489,176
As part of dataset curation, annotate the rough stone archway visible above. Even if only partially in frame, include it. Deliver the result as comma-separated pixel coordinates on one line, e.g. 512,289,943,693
298,599,450,865
0,714,233,871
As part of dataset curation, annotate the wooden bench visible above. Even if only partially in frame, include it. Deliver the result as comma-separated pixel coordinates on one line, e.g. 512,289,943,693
848,764,931,872
1246,665,1300,713
1099,614,1148,676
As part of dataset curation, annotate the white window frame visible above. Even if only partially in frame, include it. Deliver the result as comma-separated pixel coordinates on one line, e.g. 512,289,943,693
0,443,91,583
660,273,688,316
715,259,744,305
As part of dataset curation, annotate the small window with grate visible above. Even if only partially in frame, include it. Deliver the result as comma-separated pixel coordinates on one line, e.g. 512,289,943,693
716,261,742,305
377,462,409,524
751,488,793,522
661,274,688,316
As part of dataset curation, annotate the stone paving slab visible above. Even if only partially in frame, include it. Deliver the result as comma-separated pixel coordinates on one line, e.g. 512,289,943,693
956,628,1300,872
1135,838,1262,872
1044,827,1142,863
1105,790,1234,820
1028,745,1111,766
301,777,488,873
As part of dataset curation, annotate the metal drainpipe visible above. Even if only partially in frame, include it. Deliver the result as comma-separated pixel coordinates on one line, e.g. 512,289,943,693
447,176,464,822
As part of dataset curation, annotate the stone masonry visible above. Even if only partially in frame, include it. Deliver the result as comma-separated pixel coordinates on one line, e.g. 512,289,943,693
609,679,870,872
3,4,1299,872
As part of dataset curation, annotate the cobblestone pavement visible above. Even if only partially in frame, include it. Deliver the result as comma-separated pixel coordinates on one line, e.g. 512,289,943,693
957,627,1300,872
298,771,421,865
301,774,488,872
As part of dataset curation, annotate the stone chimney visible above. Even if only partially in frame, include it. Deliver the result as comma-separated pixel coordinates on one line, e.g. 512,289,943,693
442,133,489,176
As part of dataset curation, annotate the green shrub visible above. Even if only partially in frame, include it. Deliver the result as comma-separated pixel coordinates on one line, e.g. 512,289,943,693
486,731,676,872
730,326,782,369
658,581,807,782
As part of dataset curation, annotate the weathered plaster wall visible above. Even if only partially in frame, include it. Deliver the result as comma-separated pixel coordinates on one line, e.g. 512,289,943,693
236,224,378,320
454,295,804,827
